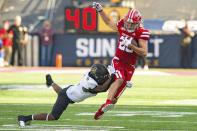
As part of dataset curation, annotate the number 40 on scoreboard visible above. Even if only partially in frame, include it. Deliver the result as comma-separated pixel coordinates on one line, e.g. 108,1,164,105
65,7,97,33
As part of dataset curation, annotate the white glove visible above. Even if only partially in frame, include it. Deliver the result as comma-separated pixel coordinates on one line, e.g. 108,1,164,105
124,37,133,47
93,2,103,12
126,81,133,88
108,65,116,74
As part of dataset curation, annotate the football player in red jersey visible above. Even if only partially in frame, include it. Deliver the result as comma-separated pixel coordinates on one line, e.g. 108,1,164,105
93,2,150,120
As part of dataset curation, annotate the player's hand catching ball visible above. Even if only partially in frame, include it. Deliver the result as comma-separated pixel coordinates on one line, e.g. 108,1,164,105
46,74,54,87
93,2,103,12
124,37,138,50
124,37,133,47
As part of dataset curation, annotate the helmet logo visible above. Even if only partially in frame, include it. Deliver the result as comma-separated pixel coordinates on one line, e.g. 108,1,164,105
135,11,141,21
91,67,97,76
124,9,142,33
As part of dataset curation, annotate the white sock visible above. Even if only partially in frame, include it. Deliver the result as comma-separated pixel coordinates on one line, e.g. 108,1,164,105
32,115,34,120
46,114,49,121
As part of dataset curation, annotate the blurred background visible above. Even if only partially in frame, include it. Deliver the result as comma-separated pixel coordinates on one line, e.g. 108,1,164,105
1,1,197,130
0,0,197,68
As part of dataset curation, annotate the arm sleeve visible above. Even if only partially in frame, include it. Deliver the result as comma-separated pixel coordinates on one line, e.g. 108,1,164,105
83,80,97,89
81,71,98,90
139,29,150,40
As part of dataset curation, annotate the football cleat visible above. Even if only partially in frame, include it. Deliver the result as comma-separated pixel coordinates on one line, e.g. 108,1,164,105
94,100,114,120
46,74,54,87
18,115,30,127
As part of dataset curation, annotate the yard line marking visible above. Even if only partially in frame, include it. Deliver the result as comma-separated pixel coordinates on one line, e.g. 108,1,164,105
157,99,197,105
76,110,197,118
2,124,124,130
67,118,197,124
0,103,195,109
0,118,14,119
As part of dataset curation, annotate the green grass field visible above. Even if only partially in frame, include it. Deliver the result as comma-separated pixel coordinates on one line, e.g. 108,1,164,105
0,70,197,130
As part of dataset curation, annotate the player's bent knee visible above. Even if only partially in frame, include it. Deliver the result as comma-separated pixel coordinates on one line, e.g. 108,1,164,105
58,89,64,97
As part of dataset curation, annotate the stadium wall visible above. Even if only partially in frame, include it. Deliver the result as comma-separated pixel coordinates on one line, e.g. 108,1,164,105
50,34,197,68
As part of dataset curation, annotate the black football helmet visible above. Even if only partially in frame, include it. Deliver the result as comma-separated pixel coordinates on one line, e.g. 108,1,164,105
89,63,109,85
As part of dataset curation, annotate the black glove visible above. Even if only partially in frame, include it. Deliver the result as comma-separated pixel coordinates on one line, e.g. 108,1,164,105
46,74,54,87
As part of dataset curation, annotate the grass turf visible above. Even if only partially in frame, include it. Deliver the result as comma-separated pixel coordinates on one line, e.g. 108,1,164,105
1,104,197,130
0,71,197,130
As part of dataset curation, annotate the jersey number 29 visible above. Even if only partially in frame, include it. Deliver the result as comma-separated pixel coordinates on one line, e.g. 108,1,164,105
118,36,133,53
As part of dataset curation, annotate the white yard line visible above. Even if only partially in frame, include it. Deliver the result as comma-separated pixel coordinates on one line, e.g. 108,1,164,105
2,124,124,130
0,84,65,90
63,119,197,124
76,110,197,118
157,99,197,105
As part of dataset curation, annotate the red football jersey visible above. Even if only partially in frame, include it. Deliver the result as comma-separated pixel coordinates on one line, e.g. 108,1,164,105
115,19,150,65
0,29,13,48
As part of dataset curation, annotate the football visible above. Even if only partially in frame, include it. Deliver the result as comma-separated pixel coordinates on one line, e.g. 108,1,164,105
131,39,138,46
127,39,138,50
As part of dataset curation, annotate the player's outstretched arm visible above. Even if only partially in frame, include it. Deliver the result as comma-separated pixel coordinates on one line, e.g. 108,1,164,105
94,73,115,92
93,2,118,31
93,66,116,92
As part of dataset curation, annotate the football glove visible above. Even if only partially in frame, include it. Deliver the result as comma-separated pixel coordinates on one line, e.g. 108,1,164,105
126,81,133,88
93,2,103,12
108,65,116,75
46,74,54,87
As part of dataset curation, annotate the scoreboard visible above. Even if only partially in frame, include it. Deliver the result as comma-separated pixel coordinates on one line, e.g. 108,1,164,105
65,7,97,32
65,7,130,33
